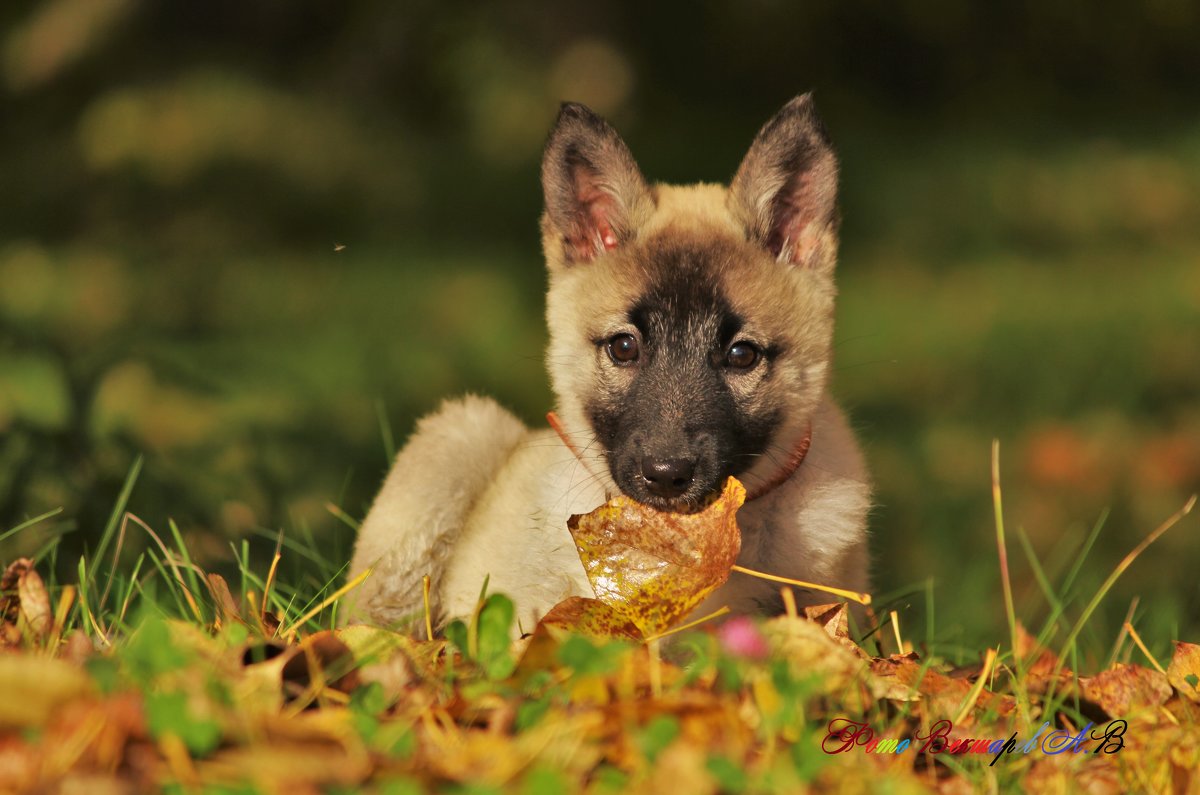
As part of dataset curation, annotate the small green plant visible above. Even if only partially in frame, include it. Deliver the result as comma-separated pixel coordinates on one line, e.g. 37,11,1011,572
445,586,518,680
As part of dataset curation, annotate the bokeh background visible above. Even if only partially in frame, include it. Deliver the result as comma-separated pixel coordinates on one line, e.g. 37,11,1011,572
2,0,1198,660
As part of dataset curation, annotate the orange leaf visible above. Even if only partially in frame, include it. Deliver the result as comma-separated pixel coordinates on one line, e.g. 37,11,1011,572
1080,663,1171,718
566,477,745,637
1016,622,1073,694
538,596,643,641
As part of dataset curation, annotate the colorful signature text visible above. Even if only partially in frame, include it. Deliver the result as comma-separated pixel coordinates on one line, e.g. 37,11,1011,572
822,718,1127,766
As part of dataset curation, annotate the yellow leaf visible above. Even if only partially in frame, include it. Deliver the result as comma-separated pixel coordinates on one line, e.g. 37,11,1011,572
565,477,745,637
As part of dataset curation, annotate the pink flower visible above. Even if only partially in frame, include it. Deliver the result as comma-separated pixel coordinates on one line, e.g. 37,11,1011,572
718,616,770,659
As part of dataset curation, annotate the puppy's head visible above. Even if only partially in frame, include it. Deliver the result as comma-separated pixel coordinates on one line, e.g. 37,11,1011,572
541,96,840,510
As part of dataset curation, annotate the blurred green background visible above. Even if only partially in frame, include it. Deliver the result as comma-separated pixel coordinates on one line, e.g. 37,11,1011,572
2,0,1198,659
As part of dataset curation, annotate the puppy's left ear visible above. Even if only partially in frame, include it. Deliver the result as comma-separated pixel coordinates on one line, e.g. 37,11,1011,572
541,103,653,266
729,93,839,273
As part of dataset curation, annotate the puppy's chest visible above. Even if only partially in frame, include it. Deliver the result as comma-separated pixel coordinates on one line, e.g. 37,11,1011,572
438,435,609,622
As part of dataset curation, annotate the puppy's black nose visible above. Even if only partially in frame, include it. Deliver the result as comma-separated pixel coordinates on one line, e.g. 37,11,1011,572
641,457,696,498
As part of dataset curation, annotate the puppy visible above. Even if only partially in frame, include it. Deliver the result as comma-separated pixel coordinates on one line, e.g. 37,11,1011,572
346,95,870,634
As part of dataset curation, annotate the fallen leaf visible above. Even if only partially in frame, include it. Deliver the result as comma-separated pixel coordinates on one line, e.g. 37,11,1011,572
0,655,94,728
646,742,719,795
1025,757,1123,795
1169,733,1200,794
802,603,868,659
1,558,52,644
335,624,448,698
18,567,52,641
46,693,148,772
0,558,24,621
206,573,242,627
281,631,361,697
566,477,745,637
1080,663,1172,718
1016,623,1073,693
762,614,870,698
198,740,371,790
870,653,1013,721
1167,641,1200,704
538,596,643,641
871,654,967,705
61,629,95,664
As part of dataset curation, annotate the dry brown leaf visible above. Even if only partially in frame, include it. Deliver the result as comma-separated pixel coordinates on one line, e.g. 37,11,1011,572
762,614,871,700
281,631,361,696
198,741,371,791
802,602,868,659
871,654,969,707
1016,623,1074,694
646,742,719,795
42,693,148,775
240,630,361,709
206,573,242,627
1168,731,1200,794
424,730,522,784
870,654,1013,721
515,613,637,705
566,477,745,637
1015,623,1055,668
333,624,415,697
0,558,23,622
1023,754,1130,795
17,565,51,641
1,558,52,644
60,630,96,665
1080,663,1172,718
0,655,94,729
1167,641,1200,704
537,596,643,641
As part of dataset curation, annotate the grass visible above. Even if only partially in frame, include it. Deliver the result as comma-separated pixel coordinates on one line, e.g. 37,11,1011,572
1,450,1197,793
7,245,1198,653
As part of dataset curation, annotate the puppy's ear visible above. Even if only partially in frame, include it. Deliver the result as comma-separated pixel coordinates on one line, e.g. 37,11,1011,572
541,103,652,266
729,94,839,273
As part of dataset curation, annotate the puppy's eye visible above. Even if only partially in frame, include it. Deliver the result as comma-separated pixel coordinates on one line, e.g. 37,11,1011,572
607,333,640,364
725,341,759,369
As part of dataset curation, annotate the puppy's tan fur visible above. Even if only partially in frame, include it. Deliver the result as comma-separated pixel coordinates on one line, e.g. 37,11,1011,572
347,96,870,633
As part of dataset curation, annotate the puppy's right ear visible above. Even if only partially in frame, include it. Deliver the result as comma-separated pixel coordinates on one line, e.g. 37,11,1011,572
540,103,652,266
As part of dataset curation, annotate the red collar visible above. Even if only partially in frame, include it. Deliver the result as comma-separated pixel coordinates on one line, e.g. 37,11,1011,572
546,412,812,503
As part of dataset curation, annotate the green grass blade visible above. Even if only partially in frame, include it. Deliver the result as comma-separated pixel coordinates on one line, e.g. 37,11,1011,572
991,441,1023,686
116,553,148,629
235,539,252,614
1058,507,1109,599
924,576,935,649
1013,525,1070,651
32,532,68,566
324,504,361,534
76,556,102,641
0,507,64,544
250,526,334,567
145,548,189,620
376,398,397,463
167,518,207,623
1051,496,1196,687
91,455,143,582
